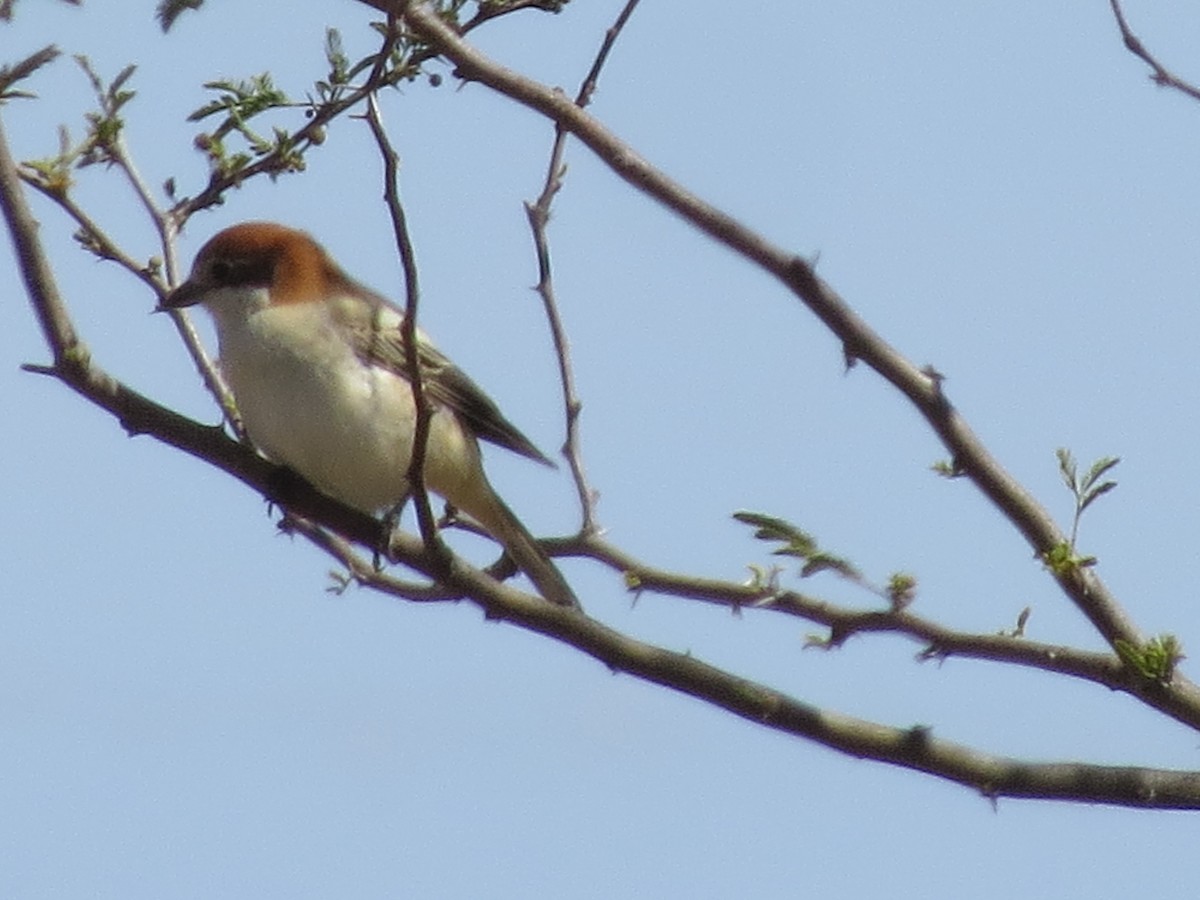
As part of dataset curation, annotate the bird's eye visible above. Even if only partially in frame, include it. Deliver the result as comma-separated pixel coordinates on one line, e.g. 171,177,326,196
210,259,235,284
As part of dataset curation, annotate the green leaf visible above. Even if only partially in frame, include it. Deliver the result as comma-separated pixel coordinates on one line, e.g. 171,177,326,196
325,28,350,86
732,511,816,557
930,459,965,478
0,45,60,102
19,124,76,194
1041,541,1096,575
108,63,138,110
799,553,860,581
189,74,289,123
1078,479,1117,514
157,0,204,32
734,510,874,588
1056,447,1119,552
887,572,917,611
1115,634,1184,683
1082,455,1120,491
1056,447,1077,492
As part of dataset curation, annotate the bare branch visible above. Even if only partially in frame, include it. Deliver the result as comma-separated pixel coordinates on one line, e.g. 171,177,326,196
360,11,441,558
285,515,461,602
111,127,243,433
460,0,567,32
364,532,1200,810
9,0,1200,808
18,171,162,291
573,533,1200,733
0,119,78,361
363,87,443,560
524,1,641,534
17,56,242,434
1108,0,1200,103
400,0,1155,659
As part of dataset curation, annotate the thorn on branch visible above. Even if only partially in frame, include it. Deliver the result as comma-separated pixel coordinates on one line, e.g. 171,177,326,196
921,363,945,396
20,362,59,377
842,343,858,372
901,724,933,751
916,644,949,665
930,457,966,479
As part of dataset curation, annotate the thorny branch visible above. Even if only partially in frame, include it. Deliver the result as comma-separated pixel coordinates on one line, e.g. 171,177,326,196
4,1,1200,808
399,0,1159,661
98,88,244,434
17,55,239,430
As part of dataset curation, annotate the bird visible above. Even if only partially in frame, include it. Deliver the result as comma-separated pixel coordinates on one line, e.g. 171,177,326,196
163,221,578,609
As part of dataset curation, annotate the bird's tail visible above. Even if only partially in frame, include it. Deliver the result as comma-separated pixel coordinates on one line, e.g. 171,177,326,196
468,488,579,610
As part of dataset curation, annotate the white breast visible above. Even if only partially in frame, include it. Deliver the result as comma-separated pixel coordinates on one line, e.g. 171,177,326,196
210,295,480,515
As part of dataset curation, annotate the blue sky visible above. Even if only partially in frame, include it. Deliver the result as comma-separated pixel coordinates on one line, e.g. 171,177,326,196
4,1,1200,897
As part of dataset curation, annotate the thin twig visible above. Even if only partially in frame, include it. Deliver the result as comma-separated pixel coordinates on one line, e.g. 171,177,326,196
171,21,411,221
574,0,641,109
353,0,563,32
18,175,163,292
459,0,566,32
1108,0,1200,103
113,132,243,433
360,12,441,555
523,188,595,526
363,89,442,557
21,59,242,433
286,515,460,602
177,0,550,222
525,0,642,534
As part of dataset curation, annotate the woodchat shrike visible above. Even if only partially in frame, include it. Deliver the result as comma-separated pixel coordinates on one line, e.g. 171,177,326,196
164,221,578,608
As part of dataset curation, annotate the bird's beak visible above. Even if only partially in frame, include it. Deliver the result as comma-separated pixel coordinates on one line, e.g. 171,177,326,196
157,278,205,312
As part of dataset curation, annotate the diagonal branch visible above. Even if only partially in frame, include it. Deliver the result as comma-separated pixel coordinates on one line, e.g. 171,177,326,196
1108,0,1200,103
9,1,1200,808
400,0,1156,663
9,81,1200,809
582,532,1200,729
359,526,1200,810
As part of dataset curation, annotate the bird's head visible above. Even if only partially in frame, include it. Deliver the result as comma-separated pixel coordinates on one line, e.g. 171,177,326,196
162,221,343,317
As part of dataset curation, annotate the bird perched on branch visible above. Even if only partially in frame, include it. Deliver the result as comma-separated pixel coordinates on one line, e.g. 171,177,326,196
164,221,577,609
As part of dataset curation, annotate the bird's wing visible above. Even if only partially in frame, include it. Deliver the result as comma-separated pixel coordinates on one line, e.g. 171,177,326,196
331,286,555,468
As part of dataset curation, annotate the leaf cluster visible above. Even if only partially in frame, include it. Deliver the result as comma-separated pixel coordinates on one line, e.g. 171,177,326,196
1056,447,1119,548
75,57,137,167
188,73,300,181
733,511,917,611
733,511,860,580
19,57,136,194
0,0,79,23
155,0,203,32
1115,634,1185,684
0,45,60,102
